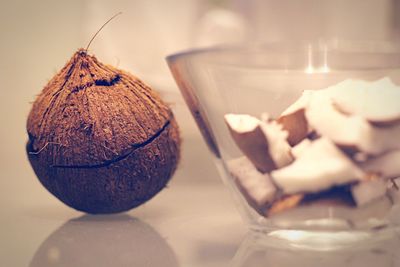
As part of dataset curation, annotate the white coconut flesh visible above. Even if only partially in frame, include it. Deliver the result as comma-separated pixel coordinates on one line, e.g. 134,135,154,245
271,138,365,194
224,113,277,172
351,179,388,207
227,157,277,211
291,138,312,158
225,113,293,172
329,78,400,125
306,89,400,155
224,113,260,133
224,77,400,216
360,150,400,179
259,119,293,168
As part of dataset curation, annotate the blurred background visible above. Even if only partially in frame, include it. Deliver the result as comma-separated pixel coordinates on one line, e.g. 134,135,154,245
1,0,400,266
2,0,400,184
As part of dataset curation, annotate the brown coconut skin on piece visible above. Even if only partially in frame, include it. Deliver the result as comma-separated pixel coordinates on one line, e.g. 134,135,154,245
26,49,180,214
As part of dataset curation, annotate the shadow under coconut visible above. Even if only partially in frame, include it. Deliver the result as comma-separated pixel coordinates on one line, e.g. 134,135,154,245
231,231,400,267
30,214,179,267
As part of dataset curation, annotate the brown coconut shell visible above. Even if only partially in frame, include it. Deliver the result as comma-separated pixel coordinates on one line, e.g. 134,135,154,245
26,49,180,214
277,109,309,146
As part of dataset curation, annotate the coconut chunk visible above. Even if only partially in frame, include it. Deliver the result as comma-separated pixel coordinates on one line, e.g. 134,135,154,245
329,78,400,126
278,90,313,146
351,179,387,207
291,138,312,158
305,89,400,155
370,124,400,154
224,113,260,133
360,150,400,179
225,114,276,172
225,113,293,173
271,138,365,194
227,157,277,215
259,117,294,169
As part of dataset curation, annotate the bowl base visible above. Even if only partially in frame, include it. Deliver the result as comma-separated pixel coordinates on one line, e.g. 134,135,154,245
249,227,399,251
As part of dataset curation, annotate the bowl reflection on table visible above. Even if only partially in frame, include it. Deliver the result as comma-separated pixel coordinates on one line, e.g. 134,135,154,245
167,41,400,247
231,231,400,267
30,215,178,267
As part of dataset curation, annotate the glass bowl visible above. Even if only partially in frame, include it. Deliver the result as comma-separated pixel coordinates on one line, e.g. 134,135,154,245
166,41,400,249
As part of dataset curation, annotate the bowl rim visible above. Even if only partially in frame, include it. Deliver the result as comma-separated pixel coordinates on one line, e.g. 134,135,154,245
166,40,400,63
166,40,400,71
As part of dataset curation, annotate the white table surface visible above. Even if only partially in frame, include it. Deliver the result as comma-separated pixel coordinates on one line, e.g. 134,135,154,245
3,158,400,267
1,170,246,267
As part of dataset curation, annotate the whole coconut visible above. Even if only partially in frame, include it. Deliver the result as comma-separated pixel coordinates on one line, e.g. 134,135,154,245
26,49,180,214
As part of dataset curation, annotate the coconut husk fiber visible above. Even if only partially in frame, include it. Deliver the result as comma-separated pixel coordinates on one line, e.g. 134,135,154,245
26,49,180,214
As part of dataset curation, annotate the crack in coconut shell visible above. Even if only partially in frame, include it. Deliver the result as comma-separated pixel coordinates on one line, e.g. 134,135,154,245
27,49,173,167
27,118,180,213
47,119,172,169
